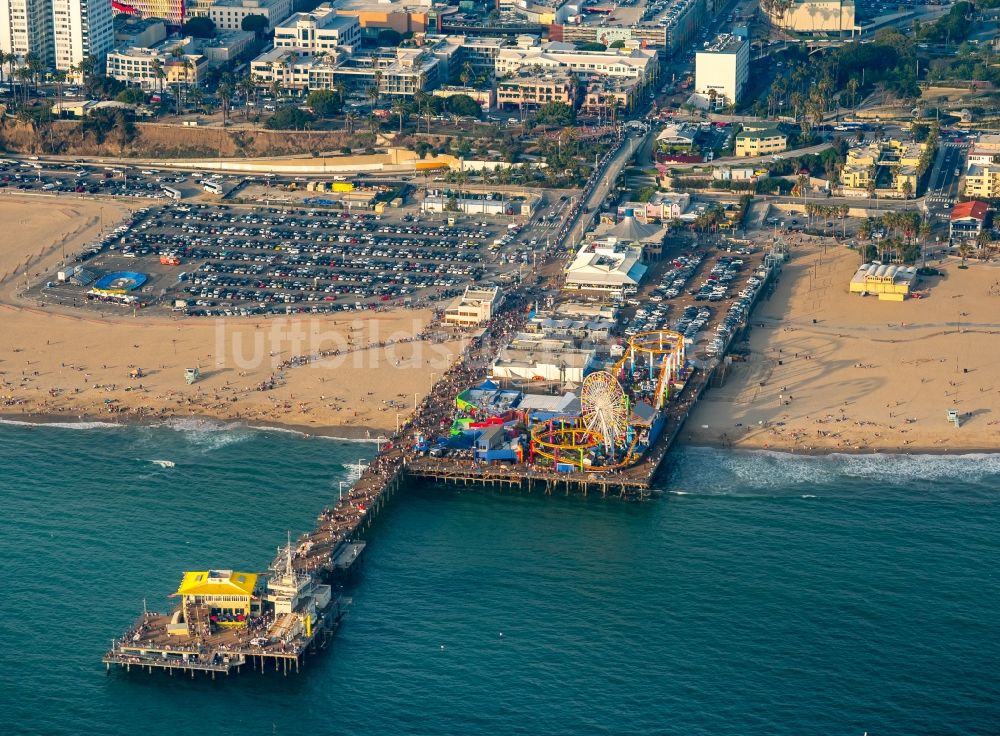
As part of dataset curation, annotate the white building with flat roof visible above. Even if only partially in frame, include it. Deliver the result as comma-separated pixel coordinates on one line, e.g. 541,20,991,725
208,0,292,32
444,286,503,326
273,4,360,53
695,33,748,109
495,41,657,87
564,238,648,297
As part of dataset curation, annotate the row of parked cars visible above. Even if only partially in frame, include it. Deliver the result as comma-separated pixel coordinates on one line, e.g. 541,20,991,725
623,303,672,337
694,256,745,302
648,253,705,302
673,305,713,343
706,271,768,358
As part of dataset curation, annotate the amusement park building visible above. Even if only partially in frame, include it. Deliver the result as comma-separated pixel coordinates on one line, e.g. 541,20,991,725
491,334,595,384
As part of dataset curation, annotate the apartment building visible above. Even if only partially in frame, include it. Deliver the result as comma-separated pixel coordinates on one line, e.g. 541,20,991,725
207,0,292,32
51,0,113,72
840,138,926,197
0,0,52,63
964,165,1000,200
554,0,704,53
581,76,642,115
273,4,361,53
122,0,185,26
496,71,574,108
106,36,208,89
734,124,787,157
495,41,657,87
251,44,440,97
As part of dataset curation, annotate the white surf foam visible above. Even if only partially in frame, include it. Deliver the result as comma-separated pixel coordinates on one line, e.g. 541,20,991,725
677,446,1000,489
0,418,120,430
150,459,176,468
154,417,254,452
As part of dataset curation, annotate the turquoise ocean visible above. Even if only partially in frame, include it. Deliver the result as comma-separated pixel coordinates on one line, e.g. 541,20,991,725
1,420,998,735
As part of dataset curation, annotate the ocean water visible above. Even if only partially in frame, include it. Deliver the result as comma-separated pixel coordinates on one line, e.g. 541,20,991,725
1,421,998,735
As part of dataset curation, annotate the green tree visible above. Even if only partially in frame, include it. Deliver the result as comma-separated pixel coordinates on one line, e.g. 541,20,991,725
241,14,269,36
116,87,147,104
534,101,574,126
377,29,403,46
182,16,216,38
609,39,626,48
306,88,341,117
265,106,314,130
445,93,481,118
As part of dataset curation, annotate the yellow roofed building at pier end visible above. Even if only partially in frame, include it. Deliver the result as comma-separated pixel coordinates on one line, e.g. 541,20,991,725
173,570,260,630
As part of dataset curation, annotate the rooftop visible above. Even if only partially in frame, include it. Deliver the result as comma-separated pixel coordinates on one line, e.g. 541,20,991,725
698,33,746,54
950,200,988,221
175,570,259,597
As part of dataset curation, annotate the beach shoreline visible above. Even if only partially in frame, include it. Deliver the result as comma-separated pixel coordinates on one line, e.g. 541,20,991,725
0,411,383,441
5,409,999,457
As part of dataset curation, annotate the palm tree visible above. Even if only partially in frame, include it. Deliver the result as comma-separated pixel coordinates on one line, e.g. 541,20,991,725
237,75,255,119
183,58,195,106
918,217,932,267
151,58,165,95
15,66,31,107
169,47,184,114
459,61,473,88
333,79,347,106
0,51,8,90
975,228,991,260
367,52,383,106
218,80,233,126
24,51,44,95
901,180,913,200
957,241,971,266
392,97,407,134
847,77,860,110
52,69,67,100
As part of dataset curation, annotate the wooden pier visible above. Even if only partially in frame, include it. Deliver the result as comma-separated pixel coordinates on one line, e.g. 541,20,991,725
104,247,777,680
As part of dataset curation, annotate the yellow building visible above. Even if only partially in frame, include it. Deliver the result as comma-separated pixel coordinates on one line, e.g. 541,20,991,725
965,165,1000,199
497,73,574,108
734,124,787,157
849,263,917,301
767,0,856,34
174,570,259,626
841,139,926,197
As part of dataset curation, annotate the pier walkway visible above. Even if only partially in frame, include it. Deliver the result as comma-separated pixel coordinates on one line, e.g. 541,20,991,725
104,129,776,678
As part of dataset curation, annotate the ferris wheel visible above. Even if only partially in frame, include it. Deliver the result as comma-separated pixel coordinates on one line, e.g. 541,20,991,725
580,371,629,459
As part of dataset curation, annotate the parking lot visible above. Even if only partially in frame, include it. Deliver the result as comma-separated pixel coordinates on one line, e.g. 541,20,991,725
619,239,768,360
33,203,521,316
0,158,206,199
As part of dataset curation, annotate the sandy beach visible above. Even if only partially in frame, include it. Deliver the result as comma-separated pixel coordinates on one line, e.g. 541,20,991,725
0,195,466,435
687,238,1000,453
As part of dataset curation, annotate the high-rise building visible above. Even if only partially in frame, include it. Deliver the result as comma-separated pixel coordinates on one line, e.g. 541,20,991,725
52,0,113,71
695,33,748,109
1,0,111,71
0,0,53,64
